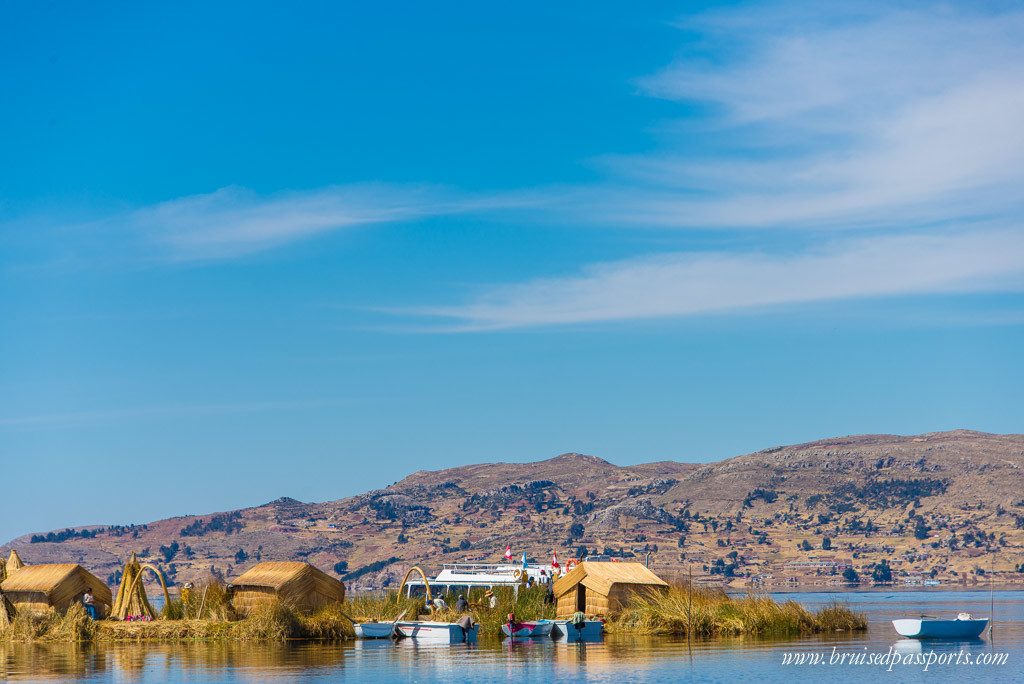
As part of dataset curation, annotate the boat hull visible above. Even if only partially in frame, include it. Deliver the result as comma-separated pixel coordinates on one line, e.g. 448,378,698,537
354,622,395,639
501,620,555,638
395,621,479,643
551,619,603,642
892,618,988,639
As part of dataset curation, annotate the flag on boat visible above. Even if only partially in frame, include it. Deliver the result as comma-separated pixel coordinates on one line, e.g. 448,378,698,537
504,543,512,560
522,551,528,569
552,551,560,573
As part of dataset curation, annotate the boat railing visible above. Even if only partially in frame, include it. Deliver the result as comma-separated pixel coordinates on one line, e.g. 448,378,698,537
439,563,523,575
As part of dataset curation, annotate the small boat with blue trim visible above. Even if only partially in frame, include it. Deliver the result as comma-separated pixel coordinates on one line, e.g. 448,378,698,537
892,613,988,639
501,618,554,638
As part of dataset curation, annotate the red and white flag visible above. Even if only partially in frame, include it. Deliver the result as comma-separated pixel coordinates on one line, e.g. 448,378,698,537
552,551,559,571
504,543,512,560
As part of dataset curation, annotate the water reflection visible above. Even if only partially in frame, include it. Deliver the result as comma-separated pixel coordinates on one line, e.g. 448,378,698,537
0,643,108,680
2,592,1021,682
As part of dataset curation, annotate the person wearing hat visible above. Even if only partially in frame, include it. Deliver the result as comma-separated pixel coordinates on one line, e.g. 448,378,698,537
486,590,498,609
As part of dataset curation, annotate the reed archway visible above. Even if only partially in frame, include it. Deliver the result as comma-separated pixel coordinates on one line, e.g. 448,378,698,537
398,565,432,603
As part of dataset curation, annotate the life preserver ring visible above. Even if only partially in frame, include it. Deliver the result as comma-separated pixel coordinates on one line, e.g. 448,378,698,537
565,558,578,572
513,569,522,579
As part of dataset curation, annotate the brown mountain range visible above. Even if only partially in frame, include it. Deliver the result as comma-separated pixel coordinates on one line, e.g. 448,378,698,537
4,429,1024,591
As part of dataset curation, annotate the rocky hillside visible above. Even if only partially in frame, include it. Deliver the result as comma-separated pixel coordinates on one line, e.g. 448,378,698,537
5,430,1024,591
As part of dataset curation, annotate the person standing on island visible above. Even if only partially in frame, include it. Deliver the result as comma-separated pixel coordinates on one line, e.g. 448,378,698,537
82,588,97,620
486,590,498,609
181,582,194,618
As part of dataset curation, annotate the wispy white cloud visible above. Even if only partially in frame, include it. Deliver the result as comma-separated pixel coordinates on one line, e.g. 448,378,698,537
90,184,535,261
413,229,1024,330
405,3,1024,330
591,4,1024,229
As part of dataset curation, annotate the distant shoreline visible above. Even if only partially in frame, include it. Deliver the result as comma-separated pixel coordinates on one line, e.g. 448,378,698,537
756,584,1024,594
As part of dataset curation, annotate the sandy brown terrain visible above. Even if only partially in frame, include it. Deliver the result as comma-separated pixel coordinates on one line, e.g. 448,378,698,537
5,430,1024,593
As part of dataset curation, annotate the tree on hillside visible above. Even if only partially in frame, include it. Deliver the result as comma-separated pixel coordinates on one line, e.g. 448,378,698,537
872,560,892,583
800,540,813,551
568,522,585,539
842,567,860,583
822,537,832,550
914,519,930,540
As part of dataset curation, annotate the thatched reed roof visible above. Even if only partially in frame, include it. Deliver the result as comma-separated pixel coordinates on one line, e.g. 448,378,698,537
0,564,112,608
7,549,25,574
553,561,668,598
229,562,344,602
0,557,6,582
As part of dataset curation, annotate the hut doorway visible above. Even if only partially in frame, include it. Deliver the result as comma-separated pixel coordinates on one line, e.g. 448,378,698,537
576,585,586,613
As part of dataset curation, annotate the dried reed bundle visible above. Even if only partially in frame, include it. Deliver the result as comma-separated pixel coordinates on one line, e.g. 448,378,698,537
110,553,156,620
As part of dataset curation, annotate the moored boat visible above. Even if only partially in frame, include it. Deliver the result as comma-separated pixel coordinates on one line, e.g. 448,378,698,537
501,619,555,638
892,613,988,639
401,563,560,598
551,618,603,642
354,621,396,638
395,620,480,643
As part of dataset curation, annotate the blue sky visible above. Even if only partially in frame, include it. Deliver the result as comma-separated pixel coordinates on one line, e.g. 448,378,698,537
2,1,1023,544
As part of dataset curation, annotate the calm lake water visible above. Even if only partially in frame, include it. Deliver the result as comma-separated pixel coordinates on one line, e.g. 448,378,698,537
2,591,1021,682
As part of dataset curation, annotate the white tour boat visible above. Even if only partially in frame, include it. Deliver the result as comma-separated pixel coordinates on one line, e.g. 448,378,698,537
402,562,560,598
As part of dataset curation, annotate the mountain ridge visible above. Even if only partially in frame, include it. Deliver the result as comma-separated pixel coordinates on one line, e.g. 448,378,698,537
5,429,1024,590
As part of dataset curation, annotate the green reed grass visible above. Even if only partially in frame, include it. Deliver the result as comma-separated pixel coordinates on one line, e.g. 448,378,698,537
348,583,557,638
604,582,866,637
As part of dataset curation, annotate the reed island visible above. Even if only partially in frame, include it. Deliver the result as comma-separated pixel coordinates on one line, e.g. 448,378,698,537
0,549,865,643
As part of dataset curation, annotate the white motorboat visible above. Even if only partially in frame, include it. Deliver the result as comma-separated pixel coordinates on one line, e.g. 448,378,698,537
892,613,988,639
395,620,480,643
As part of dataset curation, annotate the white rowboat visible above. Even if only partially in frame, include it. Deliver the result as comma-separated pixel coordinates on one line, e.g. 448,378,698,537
551,619,603,642
353,622,396,638
501,620,554,638
892,615,988,639
395,620,479,643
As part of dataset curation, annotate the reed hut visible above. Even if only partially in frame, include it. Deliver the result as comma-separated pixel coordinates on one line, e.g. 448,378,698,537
228,562,345,616
552,561,668,617
0,557,7,582
0,564,112,617
7,549,25,574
